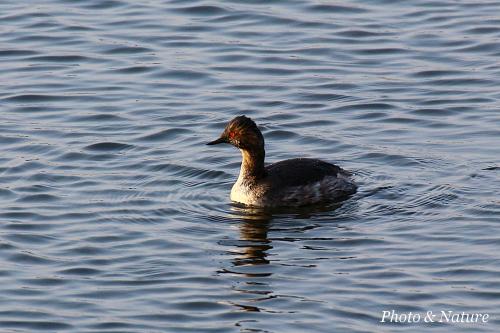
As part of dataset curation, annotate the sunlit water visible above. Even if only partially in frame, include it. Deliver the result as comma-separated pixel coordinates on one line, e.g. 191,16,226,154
1,1,499,332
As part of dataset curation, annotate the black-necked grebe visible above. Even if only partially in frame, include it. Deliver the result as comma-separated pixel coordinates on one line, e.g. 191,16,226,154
207,116,357,207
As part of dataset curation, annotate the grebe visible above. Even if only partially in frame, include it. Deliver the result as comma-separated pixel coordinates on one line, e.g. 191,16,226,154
207,116,357,207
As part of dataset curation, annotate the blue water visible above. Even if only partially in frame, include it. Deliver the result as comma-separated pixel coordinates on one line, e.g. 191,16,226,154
1,1,499,332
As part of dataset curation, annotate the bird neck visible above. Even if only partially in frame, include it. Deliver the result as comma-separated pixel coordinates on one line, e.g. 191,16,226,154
239,146,266,181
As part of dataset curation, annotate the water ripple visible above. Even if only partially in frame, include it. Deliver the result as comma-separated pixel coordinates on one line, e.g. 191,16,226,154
0,0,499,332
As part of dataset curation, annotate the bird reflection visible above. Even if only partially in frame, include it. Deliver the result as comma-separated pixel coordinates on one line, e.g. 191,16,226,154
220,202,347,318
220,205,274,314
225,202,345,272
230,205,273,268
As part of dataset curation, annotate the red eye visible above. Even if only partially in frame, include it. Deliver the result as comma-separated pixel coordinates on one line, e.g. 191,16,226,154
229,131,235,139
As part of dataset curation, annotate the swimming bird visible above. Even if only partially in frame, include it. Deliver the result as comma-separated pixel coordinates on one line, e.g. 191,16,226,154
207,116,357,207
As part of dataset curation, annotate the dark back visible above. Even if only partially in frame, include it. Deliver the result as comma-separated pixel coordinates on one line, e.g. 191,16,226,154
264,158,342,188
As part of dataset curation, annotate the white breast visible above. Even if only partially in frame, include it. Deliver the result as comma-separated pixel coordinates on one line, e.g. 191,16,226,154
230,156,261,205
230,180,256,205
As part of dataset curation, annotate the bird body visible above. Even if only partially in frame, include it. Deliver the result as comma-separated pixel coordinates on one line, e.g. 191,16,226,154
208,116,356,207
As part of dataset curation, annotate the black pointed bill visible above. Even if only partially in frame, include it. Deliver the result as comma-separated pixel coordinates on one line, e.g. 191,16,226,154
206,137,227,145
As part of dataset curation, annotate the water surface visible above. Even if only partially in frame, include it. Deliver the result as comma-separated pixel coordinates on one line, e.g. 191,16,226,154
1,1,499,332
